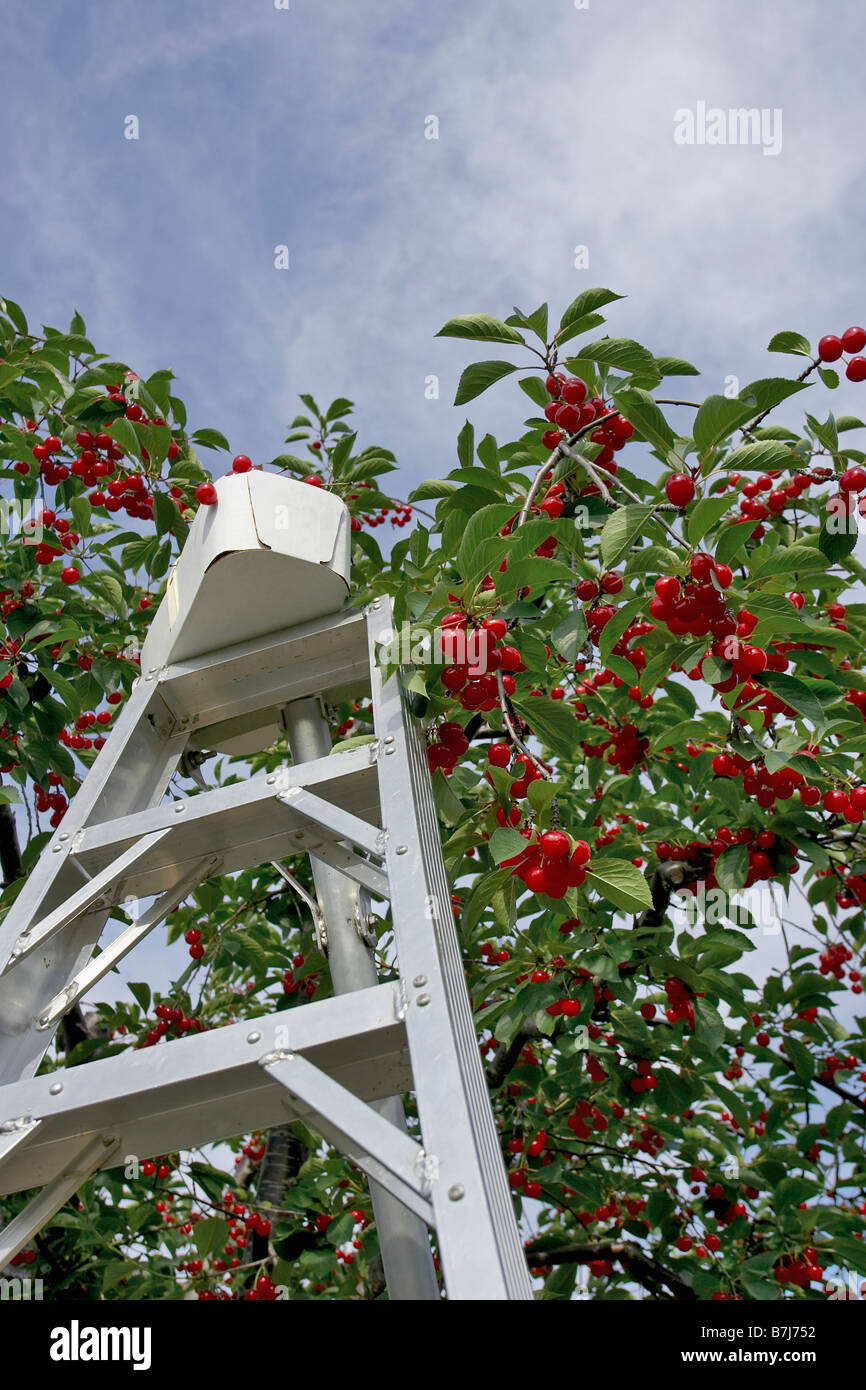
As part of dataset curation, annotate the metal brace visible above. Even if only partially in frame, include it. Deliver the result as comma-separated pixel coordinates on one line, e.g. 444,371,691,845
270,861,328,953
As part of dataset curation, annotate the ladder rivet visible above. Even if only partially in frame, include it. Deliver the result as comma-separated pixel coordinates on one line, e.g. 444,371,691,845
52,845,63,853
49,1082,63,1095
413,975,427,987
384,735,395,745
59,834,69,841
246,1031,262,1044
266,775,276,785
448,1185,465,1201
385,747,395,755
396,845,408,855
174,804,185,813
416,994,431,1007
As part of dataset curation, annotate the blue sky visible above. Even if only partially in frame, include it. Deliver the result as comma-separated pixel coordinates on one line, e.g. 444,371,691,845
2,0,866,496
2,1,865,1008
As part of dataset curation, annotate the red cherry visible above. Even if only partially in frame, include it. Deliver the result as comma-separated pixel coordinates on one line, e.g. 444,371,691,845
488,743,512,768
232,454,252,472
561,378,587,405
665,474,695,508
311,440,322,450
60,566,81,585
818,335,843,362
841,326,866,353
840,466,866,493
554,403,582,433
195,482,218,506
303,474,323,486
756,1031,770,1047
540,830,570,861
654,575,681,604
542,430,564,451
713,563,732,588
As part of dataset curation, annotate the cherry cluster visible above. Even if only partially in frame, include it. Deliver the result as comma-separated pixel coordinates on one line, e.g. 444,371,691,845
541,372,635,466
140,1004,206,1047
499,828,592,900
817,324,866,380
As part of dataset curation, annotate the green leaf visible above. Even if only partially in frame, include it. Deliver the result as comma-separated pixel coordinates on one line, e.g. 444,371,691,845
572,338,657,377
191,427,231,452
489,828,529,864
714,521,753,567
612,389,675,453
456,504,516,587
107,416,142,459
409,479,459,501
723,440,799,472
194,1216,230,1258
585,859,653,914
551,608,588,664
599,505,654,568
818,515,858,563
507,303,548,341
128,981,151,1011
518,376,549,409
456,419,475,470
436,314,525,345
0,298,28,334
511,696,579,760
654,356,700,377
558,288,624,335
784,1035,815,1084
694,999,725,1053
453,361,519,406
759,672,827,731
713,845,748,893
767,331,812,356
692,395,754,455
686,492,736,547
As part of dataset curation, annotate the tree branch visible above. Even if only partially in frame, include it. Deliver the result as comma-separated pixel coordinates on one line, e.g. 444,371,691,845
526,1238,697,1300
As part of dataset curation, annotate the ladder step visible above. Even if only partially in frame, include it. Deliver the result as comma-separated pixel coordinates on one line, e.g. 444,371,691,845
66,750,382,903
0,984,410,1197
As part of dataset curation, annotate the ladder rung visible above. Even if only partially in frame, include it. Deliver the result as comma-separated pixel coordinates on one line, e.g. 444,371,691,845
0,984,410,1197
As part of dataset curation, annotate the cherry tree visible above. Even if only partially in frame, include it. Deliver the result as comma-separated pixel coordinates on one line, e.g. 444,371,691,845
1,290,865,1300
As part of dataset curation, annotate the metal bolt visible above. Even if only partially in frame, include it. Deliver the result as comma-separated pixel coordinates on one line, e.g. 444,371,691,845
246,1031,262,1045
413,975,427,988
416,994,431,1007
49,1082,63,1096
396,845,408,855
448,1184,465,1202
